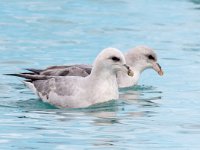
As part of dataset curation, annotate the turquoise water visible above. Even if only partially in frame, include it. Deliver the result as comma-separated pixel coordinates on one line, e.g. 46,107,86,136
0,0,200,149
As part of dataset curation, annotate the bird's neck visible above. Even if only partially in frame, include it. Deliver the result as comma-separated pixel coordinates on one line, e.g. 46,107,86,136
124,53,147,73
117,67,140,88
86,67,119,103
89,66,118,88
116,53,146,88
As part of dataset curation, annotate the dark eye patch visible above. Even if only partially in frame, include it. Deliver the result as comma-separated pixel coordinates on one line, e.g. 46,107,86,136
148,55,155,60
111,56,120,62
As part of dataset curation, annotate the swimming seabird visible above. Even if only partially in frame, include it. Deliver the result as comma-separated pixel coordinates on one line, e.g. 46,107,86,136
25,45,163,88
7,48,133,108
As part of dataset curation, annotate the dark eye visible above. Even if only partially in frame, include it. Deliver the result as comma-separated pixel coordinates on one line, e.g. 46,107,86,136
148,55,155,60
111,56,120,62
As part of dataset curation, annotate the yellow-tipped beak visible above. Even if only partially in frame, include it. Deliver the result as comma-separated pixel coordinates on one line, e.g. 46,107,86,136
123,64,134,77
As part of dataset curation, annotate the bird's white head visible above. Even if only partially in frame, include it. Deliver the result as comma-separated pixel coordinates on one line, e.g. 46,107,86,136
125,45,164,76
92,47,133,77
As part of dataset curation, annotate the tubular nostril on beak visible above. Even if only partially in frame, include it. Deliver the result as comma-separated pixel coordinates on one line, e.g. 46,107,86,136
123,64,129,69
123,64,134,77
157,63,162,70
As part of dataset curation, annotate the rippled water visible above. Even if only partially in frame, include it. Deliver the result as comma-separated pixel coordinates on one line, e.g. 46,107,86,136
0,0,200,149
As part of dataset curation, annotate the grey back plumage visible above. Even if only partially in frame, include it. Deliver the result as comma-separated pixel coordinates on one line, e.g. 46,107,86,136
26,64,92,77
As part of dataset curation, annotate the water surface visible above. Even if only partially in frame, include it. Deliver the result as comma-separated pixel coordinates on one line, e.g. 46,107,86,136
0,0,200,149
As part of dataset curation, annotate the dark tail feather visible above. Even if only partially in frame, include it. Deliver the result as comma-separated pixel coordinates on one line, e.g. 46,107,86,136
4,73,24,77
4,73,50,81
25,68,43,74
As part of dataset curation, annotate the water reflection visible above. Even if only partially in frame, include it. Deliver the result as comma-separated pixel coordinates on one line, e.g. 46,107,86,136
120,85,162,107
190,0,200,5
5,83,163,126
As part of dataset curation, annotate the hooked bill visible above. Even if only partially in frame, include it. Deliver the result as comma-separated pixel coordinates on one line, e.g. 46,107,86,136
126,65,134,77
158,69,164,76
157,63,164,76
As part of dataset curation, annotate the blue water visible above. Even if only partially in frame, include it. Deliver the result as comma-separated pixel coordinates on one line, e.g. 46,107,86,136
0,0,200,149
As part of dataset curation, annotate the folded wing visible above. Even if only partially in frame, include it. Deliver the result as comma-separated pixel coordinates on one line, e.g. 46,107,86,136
26,64,92,77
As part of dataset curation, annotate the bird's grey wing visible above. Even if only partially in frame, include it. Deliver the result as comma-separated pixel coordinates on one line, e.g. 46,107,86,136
33,76,80,99
26,64,92,77
32,76,88,108
40,66,90,77
67,64,92,74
